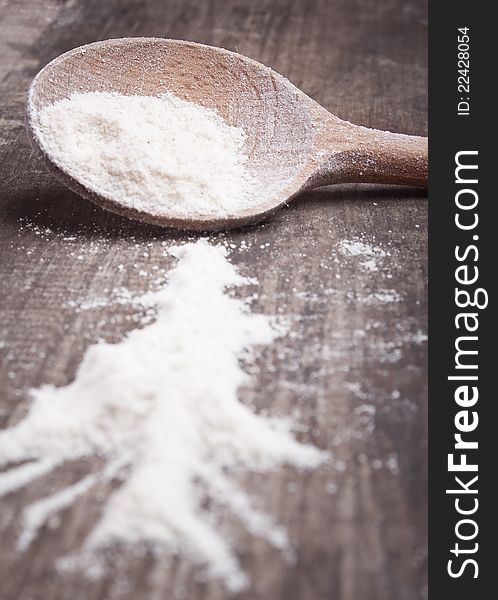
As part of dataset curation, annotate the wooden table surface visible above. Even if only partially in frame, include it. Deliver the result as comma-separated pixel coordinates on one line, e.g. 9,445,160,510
0,1,428,599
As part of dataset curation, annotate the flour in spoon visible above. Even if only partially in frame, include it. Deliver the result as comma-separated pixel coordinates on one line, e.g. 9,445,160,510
33,92,254,217
0,241,326,591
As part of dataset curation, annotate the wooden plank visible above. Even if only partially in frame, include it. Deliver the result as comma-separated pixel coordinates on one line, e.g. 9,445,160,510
0,1,428,599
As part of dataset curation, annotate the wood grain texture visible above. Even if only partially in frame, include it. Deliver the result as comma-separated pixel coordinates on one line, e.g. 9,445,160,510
0,1,428,599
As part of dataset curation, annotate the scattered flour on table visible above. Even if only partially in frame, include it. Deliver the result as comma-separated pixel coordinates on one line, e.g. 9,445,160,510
34,91,254,217
338,238,388,273
0,240,326,591
346,289,402,305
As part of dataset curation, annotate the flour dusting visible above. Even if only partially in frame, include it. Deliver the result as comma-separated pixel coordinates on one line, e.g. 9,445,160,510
0,240,326,591
338,238,388,272
34,91,254,217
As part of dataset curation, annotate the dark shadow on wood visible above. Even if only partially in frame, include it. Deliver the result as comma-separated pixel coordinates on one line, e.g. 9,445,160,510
0,182,181,241
293,184,428,206
1,162,428,240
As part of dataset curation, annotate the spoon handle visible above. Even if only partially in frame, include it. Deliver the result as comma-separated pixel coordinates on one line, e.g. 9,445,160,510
309,128,428,188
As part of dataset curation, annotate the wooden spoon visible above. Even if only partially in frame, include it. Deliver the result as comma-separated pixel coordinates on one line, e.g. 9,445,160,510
27,38,427,231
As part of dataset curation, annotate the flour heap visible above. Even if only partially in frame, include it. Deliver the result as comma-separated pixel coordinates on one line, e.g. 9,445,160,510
0,241,325,591
34,92,254,217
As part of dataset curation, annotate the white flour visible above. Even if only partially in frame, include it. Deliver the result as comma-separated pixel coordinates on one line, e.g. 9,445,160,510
0,241,325,591
338,238,387,273
34,92,253,217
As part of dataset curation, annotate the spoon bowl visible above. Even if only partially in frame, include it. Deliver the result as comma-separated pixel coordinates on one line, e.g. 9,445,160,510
27,38,427,231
